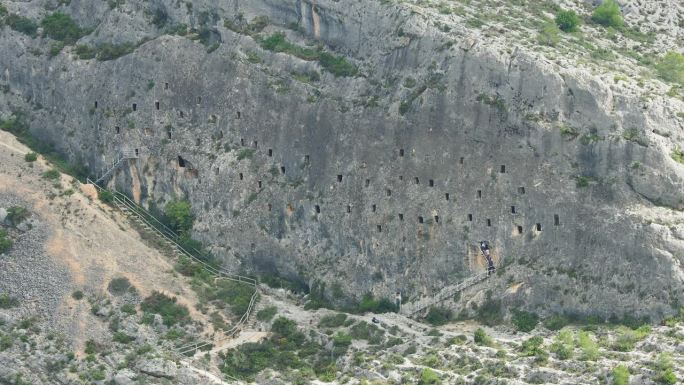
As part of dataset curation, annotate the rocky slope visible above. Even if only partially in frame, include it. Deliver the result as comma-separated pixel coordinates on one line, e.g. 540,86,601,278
0,0,683,321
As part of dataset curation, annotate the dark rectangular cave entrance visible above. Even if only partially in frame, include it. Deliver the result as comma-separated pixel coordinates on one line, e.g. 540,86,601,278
418,216,424,224
500,165,505,173
94,101,98,109
399,149,404,157
467,214,473,221
518,187,525,194
115,126,120,134
554,214,560,226
372,204,376,212
377,225,382,232
268,149,273,157
267,203,272,211
434,215,439,223
239,173,243,180
399,175,403,181
132,103,137,111
414,177,419,185
280,166,286,174
177,156,186,167
315,205,320,214
429,179,434,187
337,175,343,183
399,213,404,221
477,190,482,198
155,101,160,110
536,223,542,231
459,157,464,165
179,111,184,118
365,179,370,187
165,82,169,90
258,180,262,188
347,205,351,213
486,219,491,227
386,189,391,197
240,138,245,146
253,141,258,148
197,96,202,105
445,193,450,201
304,155,310,163
517,225,523,234
511,206,516,214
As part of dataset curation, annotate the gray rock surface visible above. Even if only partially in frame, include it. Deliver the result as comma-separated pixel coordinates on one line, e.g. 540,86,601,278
0,0,683,321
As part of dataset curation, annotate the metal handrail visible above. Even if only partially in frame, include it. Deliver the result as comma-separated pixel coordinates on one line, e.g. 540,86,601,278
404,259,504,316
86,178,260,356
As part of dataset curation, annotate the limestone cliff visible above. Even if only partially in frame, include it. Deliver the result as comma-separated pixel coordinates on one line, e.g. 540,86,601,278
1,0,684,320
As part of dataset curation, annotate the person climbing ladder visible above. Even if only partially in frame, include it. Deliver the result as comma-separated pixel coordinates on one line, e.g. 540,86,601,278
479,241,496,276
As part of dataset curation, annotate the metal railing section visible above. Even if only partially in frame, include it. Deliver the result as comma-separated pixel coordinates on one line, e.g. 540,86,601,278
86,178,260,356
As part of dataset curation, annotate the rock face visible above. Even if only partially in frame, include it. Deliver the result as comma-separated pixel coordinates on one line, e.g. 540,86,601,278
1,0,683,319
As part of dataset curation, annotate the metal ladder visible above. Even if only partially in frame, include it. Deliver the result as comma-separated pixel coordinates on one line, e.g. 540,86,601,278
86,179,260,357
94,150,139,185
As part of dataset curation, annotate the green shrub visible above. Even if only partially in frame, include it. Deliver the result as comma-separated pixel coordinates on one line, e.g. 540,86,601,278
356,293,397,313
538,22,560,46
476,299,503,326
24,152,37,162
0,294,19,309
612,325,649,352
592,0,623,28
107,277,134,296
578,331,599,360
97,189,114,203
318,313,348,328
544,314,570,330
555,10,580,32
6,206,29,227
259,32,319,60
96,42,136,61
655,353,676,385
71,291,84,300
164,199,194,234
41,12,84,44
121,303,136,315
256,306,277,322
112,332,135,344
140,291,190,326
0,334,12,351
511,310,539,332
418,368,442,385
236,148,255,160
0,230,12,254
656,52,684,85
474,328,493,346
332,332,352,347
672,148,684,165
6,14,38,37
319,52,357,77
424,306,453,326
520,336,544,356
74,44,96,60
42,169,61,180
350,321,385,344
550,330,575,360
612,365,630,385
198,278,256,316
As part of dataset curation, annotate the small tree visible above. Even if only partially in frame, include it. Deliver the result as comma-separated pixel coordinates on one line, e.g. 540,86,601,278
164,199,194,234
41,12,84,44
592,0,623,28
555,9,580,32
612,365,630,385
656,52,684,85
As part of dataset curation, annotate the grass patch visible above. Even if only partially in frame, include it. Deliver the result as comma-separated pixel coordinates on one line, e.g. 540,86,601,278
612,364,629,385
195,278,256,317
42,169,61,180
71,291,84,300
474,328,493,346
657,52,684,85
24,152,37,162
6,14,38,37
591,0,623,29
5,206,29,227
236,148,255,161
140,291,190,326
